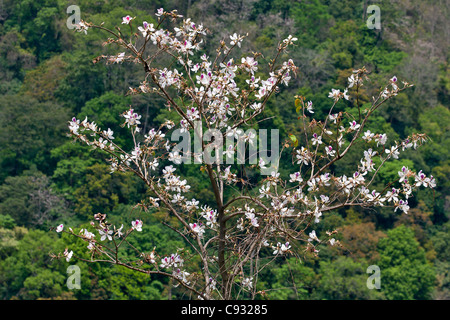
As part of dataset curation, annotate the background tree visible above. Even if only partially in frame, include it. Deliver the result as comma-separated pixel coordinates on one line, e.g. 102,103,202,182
377,225,436,300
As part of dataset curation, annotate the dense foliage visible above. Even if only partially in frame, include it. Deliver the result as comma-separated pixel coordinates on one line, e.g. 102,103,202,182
0,0,448,300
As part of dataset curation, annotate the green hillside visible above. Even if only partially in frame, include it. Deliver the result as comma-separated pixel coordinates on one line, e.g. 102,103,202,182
0,0,448,300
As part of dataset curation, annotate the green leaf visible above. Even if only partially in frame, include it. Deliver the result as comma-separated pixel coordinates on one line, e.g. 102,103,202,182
289,134,298,147
295,99,302,113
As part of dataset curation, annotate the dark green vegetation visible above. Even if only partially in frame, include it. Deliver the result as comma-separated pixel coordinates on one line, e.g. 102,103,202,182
0,0,448,300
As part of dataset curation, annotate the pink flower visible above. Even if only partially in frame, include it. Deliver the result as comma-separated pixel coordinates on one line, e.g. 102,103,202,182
131,219,143,232
122,15,133,24
349,120,360,131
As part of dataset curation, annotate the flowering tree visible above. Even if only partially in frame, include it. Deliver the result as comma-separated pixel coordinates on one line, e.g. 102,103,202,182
53,9,436,300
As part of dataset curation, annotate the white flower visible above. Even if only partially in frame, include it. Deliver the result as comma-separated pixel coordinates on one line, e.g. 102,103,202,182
250,102,262,111
173,268,190,285
328,88,341,100
415,170,429,187
385,145,400,159
319,173,331,187
308,230,319,242
99,228,113,241
306,101,314,113
169,151,183,164
325,145,336,157
329,113,338,124
103,128,114,140
289,172,303,183
222,165,237,183
395,199,410,214
342,88,349,100
348,74,358,88
241,56,258,74
56,224,64,233
171,193,185,204
398,166,410,183
186,106,200,120
190,222,205,238
123,108,142,127
149,159,158,171
160,253,183,269
313,208,322,223
366,189,385,205
381,88,390,99
390,76,398,90
69,118,80,134
163,165,176,177
226,126,243,140
148,252,156,264
281,71,291,86
255,85,268,100
270,171,280,181
82,228,95,240
131,219,143,232
282,35,298,45
259,158,268,170
117,224,124,238
364,148,376,160
230,33,242,48
307,179,317,191
360,157,375,173
224,145,234,159
401,138,413,151
138,21,155,38
247,214,259,228
320,195,330,203
186,198,199,211
273,242,291,255
362,130,374,142
131,145,142,159
351,171,365,186
158,68,182,88
201,208,217,227
296,147,311,165
259,183,270,198
428,175,436,188
338,175,353,194
97,137,107,149
349,120,360,131
311,133,322,145
64,249,73,262
385,188,399,203
111,52,125,64
242,277,253,289
75,21,89,35
375,133,388,146
244,205,259,228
